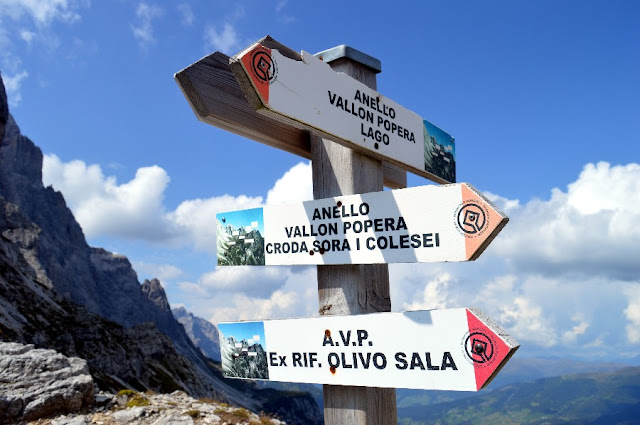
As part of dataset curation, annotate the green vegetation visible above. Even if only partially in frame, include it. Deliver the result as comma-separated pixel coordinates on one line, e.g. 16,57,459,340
232,407,251,419
185,409,201,418
125,393,150,408
116,389,135,397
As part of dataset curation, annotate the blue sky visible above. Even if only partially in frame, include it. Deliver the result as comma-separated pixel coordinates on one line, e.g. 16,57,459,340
1,1,639,363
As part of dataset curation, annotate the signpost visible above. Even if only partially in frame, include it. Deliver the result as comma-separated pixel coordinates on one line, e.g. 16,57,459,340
230,39,456,184
216,183,507,266
176,36,515,425
174,41,408,189
218,308,518,392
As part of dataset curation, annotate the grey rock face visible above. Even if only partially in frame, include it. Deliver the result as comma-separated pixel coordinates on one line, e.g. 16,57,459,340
0,71,7,145
0,73,322,424
172,306,221,361
0,342,94,423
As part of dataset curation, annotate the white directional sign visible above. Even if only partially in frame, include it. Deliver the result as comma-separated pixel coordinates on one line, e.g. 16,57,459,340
216,183,507,266
230,40,456,184
218,308,519,391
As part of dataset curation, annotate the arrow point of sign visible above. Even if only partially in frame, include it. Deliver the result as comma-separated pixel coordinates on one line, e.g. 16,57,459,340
466,308,519,390
230,42,271,109
231,36,305,112
460,183,509,261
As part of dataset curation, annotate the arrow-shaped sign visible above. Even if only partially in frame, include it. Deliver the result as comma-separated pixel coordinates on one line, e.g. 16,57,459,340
216,183,507,266
230,38,456,184
218,308,519,391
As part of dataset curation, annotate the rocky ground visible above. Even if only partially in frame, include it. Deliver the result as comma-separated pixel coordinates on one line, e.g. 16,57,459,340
25,390,286,425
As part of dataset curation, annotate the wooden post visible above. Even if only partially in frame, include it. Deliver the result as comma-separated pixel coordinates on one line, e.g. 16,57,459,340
312,46,397,425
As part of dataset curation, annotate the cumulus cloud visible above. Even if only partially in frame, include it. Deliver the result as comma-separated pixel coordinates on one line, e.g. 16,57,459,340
131,2,163,50
42,153,640,360
403,272,453,311
562,314,589,344
493,162,640,280
197,265,290,298
171,194,263,255
134,261,184,284
266,162,312,205
43,154,178,241
176,266,318,325
208,290,300,326
42,157,313,252
499,295,558,347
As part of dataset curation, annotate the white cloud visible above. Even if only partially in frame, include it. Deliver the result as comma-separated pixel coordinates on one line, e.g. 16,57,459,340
562,314,589,344
42,153,640,359
266,162,312,205
0,0,83,26
403,272,453,311
498,296,558,348
624,286,640,344
171,194,263,255
204,23,240,54
198,267,291,298
0,0,87,104
177,3,194,27
493,162,640,280
275,0,287,12
2,69,28,106
43,154,178,241
134,261,184,284
131,2,163,50
208,290,299,326
42,154,267,252
19,30,36,44
483,191,520,213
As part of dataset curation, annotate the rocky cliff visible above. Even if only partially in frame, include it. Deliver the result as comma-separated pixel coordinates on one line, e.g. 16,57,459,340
173,306,221,362
0,73,321,424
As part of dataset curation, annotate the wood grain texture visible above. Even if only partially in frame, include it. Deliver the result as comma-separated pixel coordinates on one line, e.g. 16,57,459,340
313,53,397,425
175,51,406,189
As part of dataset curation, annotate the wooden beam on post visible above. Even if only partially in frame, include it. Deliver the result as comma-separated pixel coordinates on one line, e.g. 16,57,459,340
312,45,397,425
175,51,407,189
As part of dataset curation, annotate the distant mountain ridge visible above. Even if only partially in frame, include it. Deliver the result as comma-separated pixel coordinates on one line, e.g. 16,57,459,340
398,365,640,425
172,306,221,361
396,356,628,410
0,73,321,424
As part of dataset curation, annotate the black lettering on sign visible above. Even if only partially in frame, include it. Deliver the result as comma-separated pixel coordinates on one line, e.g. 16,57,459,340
357,329,369,346
373,353,387,370
395,352,408,370
359,352,372,369
323,333,334,346
292,352,302,367
410,353,425,370
278,355,287,366
269,352,279,367
426,353,440,370
442,352,458,370
339,330,351,346
328,352,340,368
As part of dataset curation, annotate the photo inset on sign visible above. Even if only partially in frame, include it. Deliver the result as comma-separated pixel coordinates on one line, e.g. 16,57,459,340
218,321,269,380
216,208,265,265
423,120,456,183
